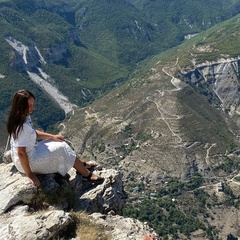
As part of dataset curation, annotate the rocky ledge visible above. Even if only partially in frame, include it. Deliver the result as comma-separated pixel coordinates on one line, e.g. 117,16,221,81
0,160,157,240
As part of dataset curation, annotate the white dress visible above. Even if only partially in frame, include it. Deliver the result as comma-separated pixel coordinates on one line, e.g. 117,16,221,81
10,116,76,176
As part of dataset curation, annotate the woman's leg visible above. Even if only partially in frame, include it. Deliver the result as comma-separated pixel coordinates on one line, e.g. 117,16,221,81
73,157,102,181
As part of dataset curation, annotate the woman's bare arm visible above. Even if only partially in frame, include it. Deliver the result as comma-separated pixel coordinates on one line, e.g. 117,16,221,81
17,147,40,186
35,130,64,141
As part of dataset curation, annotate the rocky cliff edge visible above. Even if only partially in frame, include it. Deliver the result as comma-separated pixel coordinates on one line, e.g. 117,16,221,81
0,157,157,240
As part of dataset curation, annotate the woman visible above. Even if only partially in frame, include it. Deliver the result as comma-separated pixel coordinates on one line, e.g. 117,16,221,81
7,89,104,187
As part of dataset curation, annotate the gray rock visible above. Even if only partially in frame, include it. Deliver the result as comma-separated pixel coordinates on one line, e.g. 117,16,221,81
0,163,37,214
90,213,157,240
181,59,240,113
2,150,12,164
0,205,72,240
76,169,125,214
0,162,149,239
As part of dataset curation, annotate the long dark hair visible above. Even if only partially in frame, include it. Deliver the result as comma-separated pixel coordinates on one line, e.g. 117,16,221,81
7,89,35,139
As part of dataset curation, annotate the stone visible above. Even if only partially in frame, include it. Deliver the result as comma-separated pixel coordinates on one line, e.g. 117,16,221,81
2,150,12,164
0,205,72,240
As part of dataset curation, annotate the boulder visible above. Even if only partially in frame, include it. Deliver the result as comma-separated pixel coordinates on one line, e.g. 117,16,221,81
0,163,37,214
75,169,125,214
0,205,72,240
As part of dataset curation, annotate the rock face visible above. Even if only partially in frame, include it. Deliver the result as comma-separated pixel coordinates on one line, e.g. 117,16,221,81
180,59,240,116
75,169,125,215
0,162,155,239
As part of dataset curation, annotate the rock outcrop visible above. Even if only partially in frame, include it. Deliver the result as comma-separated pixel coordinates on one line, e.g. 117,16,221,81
0,161,156,239
0,207,72,240
180,58,240,116
90,213,157,240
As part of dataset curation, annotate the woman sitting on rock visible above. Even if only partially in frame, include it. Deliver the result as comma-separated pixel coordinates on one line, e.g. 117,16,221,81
7,89,104,187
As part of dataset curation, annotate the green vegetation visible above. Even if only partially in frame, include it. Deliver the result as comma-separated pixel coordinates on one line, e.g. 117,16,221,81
234,176,240,182
176,13,240,66
1,1,240,238
123,167,240,239
214,157,240,174
123,175,219,239
77,0,240,66
135,131,152,142
92,141,106,153
0,73,65,148
0,0,129,131
123,171,239,240
122,142,240,240
123,198,206,239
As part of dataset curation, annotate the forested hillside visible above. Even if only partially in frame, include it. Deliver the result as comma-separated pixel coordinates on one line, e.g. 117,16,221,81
0,0,240,147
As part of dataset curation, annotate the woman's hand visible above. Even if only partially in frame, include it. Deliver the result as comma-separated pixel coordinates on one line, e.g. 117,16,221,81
52,134,64,142
27,173,41,187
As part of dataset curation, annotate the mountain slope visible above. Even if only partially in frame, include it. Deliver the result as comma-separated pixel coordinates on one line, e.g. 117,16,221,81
62,14,240,239
1,0,240,138
76,0,240,65
63,13,240,175
0,0,129,145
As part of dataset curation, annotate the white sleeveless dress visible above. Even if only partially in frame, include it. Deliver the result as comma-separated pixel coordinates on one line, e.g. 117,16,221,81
10,116,76,176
